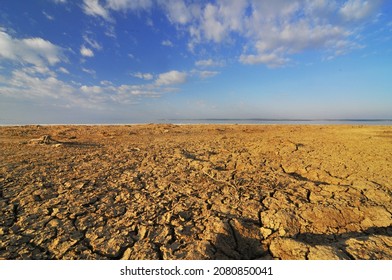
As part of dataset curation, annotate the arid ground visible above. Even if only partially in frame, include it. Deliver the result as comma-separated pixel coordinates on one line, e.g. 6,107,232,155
0,124,391,259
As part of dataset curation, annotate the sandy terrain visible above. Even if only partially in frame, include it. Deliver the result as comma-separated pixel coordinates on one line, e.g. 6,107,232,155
0,124,391,260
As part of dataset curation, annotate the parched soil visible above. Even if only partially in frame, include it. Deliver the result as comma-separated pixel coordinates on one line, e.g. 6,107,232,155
0,124,391,260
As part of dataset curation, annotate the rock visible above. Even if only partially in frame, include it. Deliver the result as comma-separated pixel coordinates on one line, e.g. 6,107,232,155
269,238,308,260
260,227,272,239
345,235,392,259
363,188,391,204
120,248,132,260
308,245,348,260
29,135,60,145
125,240,160,260
261,210,301,237
301,206,357,233
48,237,78,256
138,225,148,239
360,206,391,228
230,219,265,259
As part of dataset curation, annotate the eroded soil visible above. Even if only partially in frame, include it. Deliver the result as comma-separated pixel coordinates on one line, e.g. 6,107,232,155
0,124,391,259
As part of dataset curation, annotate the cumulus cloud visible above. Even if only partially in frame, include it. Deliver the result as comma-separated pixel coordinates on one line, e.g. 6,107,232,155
1,68,185,110
0,29,64,67
155,70,187,86
159,0,195,24
239,52,290,68
197,70,220,79
79,0,383,67
80,85,103,94
195,59,225,67
117,84,157,97
80,45,94,57
340,0,382,21
1,69,74,100
83,0,152,20
132,72,154,80
82,0,111,20
106,0,153,11
160,0,382,67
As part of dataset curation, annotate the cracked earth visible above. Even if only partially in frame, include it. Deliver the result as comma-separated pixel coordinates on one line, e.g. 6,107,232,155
1,124,391,259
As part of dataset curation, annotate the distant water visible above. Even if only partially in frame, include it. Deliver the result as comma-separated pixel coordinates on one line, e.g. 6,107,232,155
162,119,392,125
1,119,392,126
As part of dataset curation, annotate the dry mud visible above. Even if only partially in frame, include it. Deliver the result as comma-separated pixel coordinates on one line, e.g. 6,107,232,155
0,124,391,260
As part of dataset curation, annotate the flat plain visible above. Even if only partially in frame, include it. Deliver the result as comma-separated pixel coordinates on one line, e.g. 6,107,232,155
0,124,391,259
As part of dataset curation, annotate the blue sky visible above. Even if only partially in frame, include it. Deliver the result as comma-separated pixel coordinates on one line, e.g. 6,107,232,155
0,0,391,124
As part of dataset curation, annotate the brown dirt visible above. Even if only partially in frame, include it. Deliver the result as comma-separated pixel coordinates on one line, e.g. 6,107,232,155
0,124,391,260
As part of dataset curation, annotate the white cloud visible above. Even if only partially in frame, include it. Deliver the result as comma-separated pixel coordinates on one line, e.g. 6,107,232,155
157,0,383,67
155,70,187,86
1,68,182,110
239,52,290,68
20,65,57,76
132,72,154,80
58,67,69,74
159,0,195,24
80,45,94,57
83,0,153,20
52,0,67,4
202,3,226,43
83,34,102,50
80,85,103,94
100,80,113,86
1,69,74,100
340,0,382,21
161,40,174,47
81,67,96,75
43,11,54,20
202,0,249,43
0,29,64,67
117,84,158,97
195,59,224,67
197,70,220,79
82,0,111,20
79,0,383,67
106,0,153,11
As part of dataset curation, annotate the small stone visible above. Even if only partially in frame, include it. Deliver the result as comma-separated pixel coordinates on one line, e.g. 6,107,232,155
138,225,148,239
70,231,84,241
121,248,132,260
308,246,347,260
260,227,272,239
51,208,59,216
134,193,141,200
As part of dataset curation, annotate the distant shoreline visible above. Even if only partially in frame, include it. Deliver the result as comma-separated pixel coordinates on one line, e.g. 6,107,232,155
164,119,392,125
1,119,392,126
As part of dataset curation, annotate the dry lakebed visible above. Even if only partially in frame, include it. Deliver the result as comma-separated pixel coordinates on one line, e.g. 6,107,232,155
1,124,391,259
